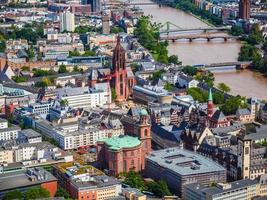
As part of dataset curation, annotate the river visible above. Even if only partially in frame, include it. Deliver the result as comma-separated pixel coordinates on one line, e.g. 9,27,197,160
136,0,267,100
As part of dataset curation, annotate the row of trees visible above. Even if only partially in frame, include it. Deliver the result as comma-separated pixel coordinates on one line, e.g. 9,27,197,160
238,24,267,73
134,16,180,64
187,87,246,115
174,0,222,25
122,171,171,198
69,49,96,57
3,187,50,200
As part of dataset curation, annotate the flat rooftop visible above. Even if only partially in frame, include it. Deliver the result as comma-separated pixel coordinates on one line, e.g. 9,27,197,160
0,168,57,192
147,148,226,176
20,129,41,138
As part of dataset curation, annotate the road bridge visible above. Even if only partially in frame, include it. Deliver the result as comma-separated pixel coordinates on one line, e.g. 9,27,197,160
160,32,240,42
159,26,231,34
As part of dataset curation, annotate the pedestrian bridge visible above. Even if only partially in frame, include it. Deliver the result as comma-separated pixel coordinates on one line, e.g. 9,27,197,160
195,61,252,70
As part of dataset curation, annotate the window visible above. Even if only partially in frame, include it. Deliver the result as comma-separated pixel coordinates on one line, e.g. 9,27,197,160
245,147,249,155
123,160,127,171
131,159,134,166
144,129,148,137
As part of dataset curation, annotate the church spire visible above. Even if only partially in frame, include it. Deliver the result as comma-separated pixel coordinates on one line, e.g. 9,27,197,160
208,88,213,101
207,88,213,118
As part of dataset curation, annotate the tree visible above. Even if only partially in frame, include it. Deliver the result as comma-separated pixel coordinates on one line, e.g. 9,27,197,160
69,50,80,57
220,95,247,115
230,25,244,36
21,66,30,71
111,88,117,101
164,82,174,92
12,76,28,83
25,187,50,200
111,27,125,34
147,181,171,197
150,69,166,81
247,24,263,45
58,64,68,73
60,99,69,107
168,55,180,65
182,65,198,76
218,83,231,93
27,47,35,60
123,171,147,191
55,187,70,199
3,190,22,200
73,65,80,72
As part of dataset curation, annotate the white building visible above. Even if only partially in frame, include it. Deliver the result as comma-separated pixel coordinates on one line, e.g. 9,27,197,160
60,11,75,32
0,119,21,141
33,115,124,150
177,74,199,88
55,85,111,109
28,101,53,117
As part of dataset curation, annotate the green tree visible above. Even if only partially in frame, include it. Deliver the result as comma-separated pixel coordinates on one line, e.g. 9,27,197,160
60,99,69,107
238,44,264,72
218,83,231,93
58,64,68,73
247,24,263,45
27,47,35,60
150,69,166,81
147,181,171,198
182,65,198,76
123,171,147,191
168,55,180,65
187,87,208,103
134,16,169,63
230,25,244,36
164,82,174,92
69,50,80,57
12,76,28,83
111,88,117,101
55,187,70,199
220,96,247,115
21,66,30,71
83,50,96,56
0,40,6,52
3,190,22,200
25,187,50,200
111,26,125,33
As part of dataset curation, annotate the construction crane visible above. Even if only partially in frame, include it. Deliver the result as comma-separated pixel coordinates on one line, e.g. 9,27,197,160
88,69,128,112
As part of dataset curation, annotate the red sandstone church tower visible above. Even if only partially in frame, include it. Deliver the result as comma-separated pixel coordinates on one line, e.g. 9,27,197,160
111,36,128,101
137,109,152,170
239,0,250,20
207,88,213,118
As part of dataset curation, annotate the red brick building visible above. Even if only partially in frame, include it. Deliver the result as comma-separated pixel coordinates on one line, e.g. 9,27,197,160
121,108,152,170
97,135,143,176
111,36,135,101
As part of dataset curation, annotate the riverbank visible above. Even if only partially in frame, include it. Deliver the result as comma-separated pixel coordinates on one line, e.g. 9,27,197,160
174,0,222,26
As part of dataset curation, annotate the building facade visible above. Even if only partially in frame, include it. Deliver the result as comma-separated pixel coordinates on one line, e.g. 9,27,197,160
97,135,143,176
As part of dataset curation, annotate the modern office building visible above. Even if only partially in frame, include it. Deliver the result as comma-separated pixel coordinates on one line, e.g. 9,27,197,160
0,168,58,198
239,0,250,20
60,11,75,32
184,179,259,200
55,85,111,110
145,148,227,197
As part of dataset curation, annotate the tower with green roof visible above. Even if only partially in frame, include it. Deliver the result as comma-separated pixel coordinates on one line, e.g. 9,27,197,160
207,88,213,118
